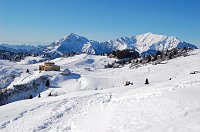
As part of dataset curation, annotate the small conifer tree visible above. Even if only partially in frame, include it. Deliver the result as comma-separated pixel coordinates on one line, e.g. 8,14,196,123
169,54,173,59
45,80,50,87
26,69,29,73
145,78,149,84
29,95,33,99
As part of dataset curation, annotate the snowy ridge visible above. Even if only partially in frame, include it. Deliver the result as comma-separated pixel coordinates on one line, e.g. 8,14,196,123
47,32,197,55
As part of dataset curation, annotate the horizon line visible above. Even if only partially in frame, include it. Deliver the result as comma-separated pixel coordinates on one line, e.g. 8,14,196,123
0,32,199,46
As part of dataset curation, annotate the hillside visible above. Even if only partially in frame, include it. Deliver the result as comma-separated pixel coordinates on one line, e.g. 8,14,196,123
0,49,200,132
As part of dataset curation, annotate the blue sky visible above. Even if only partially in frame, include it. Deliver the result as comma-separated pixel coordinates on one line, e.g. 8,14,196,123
0,0,200,46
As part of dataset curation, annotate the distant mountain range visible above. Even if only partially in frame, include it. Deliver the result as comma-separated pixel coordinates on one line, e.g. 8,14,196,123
0,44,45,53
0,33,198,56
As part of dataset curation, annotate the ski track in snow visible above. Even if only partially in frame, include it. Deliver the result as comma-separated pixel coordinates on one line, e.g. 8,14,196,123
32,93,113,132
3,80,191,132
0,104,45,129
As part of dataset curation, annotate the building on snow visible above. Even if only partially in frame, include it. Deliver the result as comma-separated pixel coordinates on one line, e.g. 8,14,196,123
39,62,60,71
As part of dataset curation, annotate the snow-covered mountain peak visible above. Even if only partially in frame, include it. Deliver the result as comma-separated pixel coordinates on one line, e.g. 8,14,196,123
136,32,167,41
66,33,83,39
58,33,89,43
141,32,154,36
46,32,197,56
136,32,179,42
133,33,182,53
46,33,90,55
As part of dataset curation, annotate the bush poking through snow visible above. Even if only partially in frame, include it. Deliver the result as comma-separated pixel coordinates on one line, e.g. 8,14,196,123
124,81,133,86
190,71,200,74
48,92,52,96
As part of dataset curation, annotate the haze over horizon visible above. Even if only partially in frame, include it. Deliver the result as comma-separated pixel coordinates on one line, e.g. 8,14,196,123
0,0,200,46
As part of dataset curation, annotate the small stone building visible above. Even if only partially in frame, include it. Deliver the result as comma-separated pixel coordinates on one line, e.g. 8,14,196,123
39,62,60,71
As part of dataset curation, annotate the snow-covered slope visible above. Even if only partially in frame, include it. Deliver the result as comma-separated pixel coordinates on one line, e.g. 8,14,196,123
1,50,200,131
46,32,197,55
0,60,22,89
0,54,116,105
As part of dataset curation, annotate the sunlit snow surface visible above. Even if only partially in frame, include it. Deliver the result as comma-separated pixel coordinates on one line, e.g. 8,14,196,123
1,50,200,132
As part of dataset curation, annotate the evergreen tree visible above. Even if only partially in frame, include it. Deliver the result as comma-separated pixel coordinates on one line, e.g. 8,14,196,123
152,55,157,61
26,69,29,73
29,95,33,99
169,54,173,59
115,49,139,59
183,47,187,51
156,51,162,56
145,78,149,84
105,63,113,68
45,80,50,87
173,48,178,55
147,55,151,63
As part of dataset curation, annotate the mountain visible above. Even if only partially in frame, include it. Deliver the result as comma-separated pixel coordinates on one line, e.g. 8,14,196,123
1,33,197,56
0,44,46,54
47,32,197,56
46,33,90,53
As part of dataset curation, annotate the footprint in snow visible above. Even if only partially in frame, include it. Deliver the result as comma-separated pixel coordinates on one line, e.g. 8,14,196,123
0,121,10,129
12,110,28,121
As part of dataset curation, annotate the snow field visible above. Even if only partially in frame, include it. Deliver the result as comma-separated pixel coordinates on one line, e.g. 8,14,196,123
0,50,200,132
